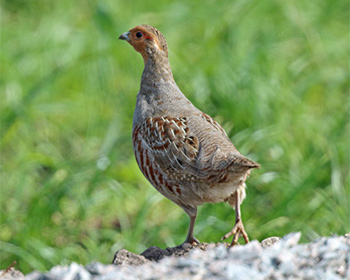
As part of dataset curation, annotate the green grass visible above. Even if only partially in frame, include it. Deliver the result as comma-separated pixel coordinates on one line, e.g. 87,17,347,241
1,0,349,274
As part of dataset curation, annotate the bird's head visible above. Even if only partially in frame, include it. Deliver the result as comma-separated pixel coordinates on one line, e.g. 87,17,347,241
119,25,168,64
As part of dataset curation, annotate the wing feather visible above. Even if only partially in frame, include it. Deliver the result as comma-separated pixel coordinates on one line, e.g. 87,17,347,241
133,114,259,185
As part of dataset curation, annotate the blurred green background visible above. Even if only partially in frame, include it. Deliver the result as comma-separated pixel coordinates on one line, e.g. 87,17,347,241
1,0,349,274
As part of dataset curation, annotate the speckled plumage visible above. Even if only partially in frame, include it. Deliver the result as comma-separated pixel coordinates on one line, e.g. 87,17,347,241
119,25,260,246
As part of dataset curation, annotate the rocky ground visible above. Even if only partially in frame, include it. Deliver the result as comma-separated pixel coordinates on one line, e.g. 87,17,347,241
1,232,349,280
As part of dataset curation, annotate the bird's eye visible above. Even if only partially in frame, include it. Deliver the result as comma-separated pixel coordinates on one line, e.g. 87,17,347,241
136,32,143,38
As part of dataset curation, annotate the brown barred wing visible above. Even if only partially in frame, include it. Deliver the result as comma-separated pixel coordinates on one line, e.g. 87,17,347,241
132,116,201,190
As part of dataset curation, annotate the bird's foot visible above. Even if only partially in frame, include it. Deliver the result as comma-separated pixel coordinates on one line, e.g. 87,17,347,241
178,236,200,249
221,219,249,247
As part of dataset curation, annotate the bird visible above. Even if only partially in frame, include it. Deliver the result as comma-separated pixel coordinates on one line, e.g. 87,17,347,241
119,25,260,247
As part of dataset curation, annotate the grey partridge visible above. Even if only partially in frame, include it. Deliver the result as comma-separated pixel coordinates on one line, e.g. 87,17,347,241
119,25,260,246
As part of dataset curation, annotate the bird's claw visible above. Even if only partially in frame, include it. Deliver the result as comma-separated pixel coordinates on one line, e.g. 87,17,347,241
178,236,200,249
184,236,200,245
221,219,249,247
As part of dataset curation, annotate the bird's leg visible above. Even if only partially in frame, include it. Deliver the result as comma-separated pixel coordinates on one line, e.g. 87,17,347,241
182,207,200,246
221,191,249,247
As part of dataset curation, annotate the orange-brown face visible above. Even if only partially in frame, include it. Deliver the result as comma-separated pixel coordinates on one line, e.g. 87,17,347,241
119,25,163,62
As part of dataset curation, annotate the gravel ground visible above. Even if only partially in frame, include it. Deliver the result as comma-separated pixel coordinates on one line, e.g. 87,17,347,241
1,232,349,280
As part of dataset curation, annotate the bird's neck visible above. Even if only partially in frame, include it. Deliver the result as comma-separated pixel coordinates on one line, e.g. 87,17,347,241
140,54,175,94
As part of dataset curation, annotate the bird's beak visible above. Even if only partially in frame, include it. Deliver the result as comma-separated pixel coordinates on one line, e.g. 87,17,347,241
119,31,130,42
